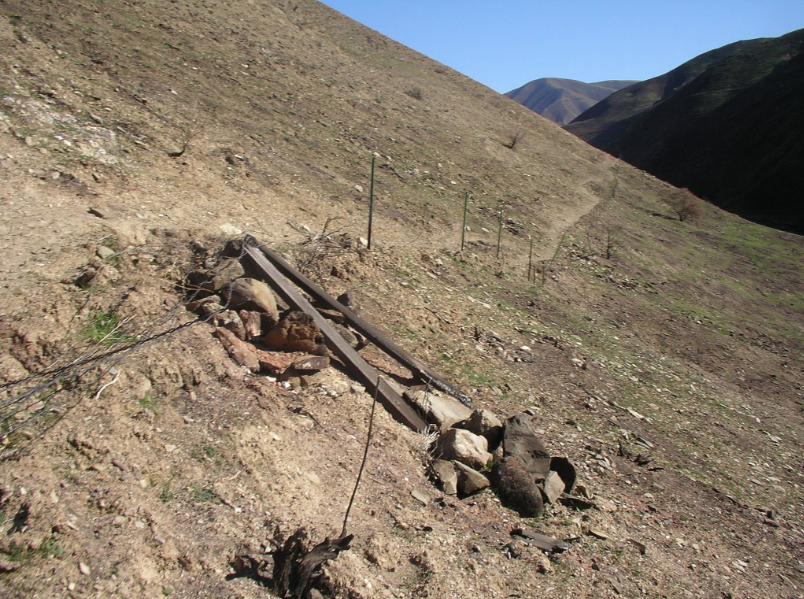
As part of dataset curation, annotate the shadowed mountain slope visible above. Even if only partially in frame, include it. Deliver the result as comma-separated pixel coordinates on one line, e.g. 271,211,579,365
567,31,804,232
505,78,637,125
565,39,764,147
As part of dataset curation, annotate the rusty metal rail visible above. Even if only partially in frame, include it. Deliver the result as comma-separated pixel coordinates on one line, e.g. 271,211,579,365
244,236,473,408
242,238,426,431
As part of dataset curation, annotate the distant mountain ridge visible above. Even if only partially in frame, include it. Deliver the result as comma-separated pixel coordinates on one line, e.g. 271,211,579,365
565,39,765,148
505,78,637,125
566,29,804,233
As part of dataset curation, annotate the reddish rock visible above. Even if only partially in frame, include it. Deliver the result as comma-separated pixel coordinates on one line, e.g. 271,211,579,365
253,350,296,375
215,327,259,371
262,312,327,355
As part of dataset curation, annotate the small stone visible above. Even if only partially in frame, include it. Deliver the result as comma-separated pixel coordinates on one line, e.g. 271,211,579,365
96,246,116,260
164,445,176,453
139,480,148,489
50,490,59,504
134,520,146,529
354,184,363,193
411,490,430,505
534,551,554,573
452,461,490,496
431,460,458,495
541,471,566,504
253,349,296,375
216,327,260,371
79,562,91,576
213,310,247,340
626,538,647,555
292,356,330,372
239,310,264,340
0,558,20,572
307,472,321,485
405,389,472,430
588,529,609,540
153,535,166,545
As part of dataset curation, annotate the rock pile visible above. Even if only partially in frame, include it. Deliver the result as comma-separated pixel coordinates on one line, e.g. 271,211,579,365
420,390,581,517
185,261,354,385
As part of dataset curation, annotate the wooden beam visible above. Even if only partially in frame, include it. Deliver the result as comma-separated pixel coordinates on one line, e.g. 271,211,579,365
246,237,472,408
242,241,426,432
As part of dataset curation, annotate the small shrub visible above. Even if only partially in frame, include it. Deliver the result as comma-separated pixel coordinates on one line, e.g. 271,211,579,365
670,188,703,222
188,483,219,503
502,129,525,150
404,87,423,100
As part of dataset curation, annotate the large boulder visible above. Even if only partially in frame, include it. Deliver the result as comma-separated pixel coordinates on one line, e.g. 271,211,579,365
405,389,472,430
262,312,327,355
502,414,551,480
491,456,544,518
433,428,492,470
455,409,503,450
221,278,279,323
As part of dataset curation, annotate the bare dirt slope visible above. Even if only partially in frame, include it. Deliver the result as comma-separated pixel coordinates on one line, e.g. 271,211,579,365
1,2,803,599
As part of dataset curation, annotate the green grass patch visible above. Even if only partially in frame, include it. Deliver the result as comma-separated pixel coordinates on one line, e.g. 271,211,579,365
187,483,219,504
82,311,135,345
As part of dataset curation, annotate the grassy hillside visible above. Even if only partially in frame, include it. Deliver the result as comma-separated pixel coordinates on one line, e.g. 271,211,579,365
0,2,803,598
505,78,637,125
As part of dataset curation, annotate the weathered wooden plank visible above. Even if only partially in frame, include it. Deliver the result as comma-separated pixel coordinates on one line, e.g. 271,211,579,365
242,241,426,432
246,237,472,408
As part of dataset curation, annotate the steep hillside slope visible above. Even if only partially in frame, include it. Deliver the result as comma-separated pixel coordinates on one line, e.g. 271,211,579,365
1,2,803,599
505,78,637,125
565,39,763,148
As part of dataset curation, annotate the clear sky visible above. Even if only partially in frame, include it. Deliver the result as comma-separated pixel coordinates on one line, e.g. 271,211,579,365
319,1,804,93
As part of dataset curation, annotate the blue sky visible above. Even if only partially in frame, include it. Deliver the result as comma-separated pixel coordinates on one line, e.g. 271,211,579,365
319,1,804,93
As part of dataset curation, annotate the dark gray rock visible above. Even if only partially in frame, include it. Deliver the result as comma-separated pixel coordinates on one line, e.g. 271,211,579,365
502,414,551,480
541,471,565,504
